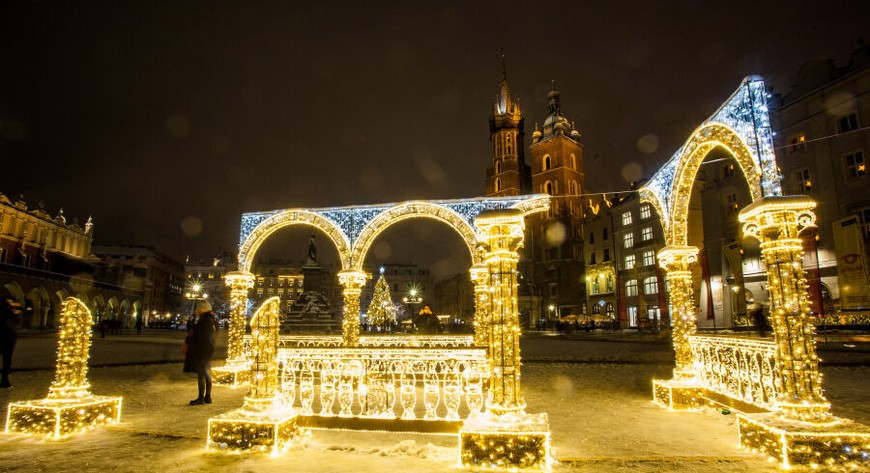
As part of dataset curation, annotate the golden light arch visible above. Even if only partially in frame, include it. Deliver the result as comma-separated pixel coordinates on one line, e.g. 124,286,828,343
639,76,781,247
237,209,351,274
350,201,484,272
236,195,551,274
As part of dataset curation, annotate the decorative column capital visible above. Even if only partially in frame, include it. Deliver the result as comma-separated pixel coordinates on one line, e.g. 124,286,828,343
657,245,699,272
337,269,367,289
225,271,255,290
475,208,525,254
739,195,816,243
468,263,489,285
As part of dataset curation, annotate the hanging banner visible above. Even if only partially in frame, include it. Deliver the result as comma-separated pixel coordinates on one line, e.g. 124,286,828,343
832,217,870,310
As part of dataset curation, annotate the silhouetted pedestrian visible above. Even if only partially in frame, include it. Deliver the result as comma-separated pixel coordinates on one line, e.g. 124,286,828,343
1,296,23,388
184,300,217,405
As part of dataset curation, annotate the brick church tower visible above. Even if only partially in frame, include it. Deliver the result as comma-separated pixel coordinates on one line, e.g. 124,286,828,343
485,62,531,196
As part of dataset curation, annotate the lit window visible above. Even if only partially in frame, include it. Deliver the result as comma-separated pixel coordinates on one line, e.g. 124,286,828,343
838,113,858,134
641,227,653,241
623,232,634,248
639,205,651,220
625,279,638,297
793,168,812,192
591,278,599,294
790,134,807,153
642,250,656,267
644,276,658,295
844,151,866,179
621,211,632,226
723,163,735,178
624,255,635,270
726,193,739,214
627,306,638,327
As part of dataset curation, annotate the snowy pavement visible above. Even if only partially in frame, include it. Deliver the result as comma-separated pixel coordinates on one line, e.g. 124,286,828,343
0,331,868,472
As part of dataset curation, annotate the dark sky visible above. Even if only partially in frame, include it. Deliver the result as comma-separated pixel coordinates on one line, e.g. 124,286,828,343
1,1,868,275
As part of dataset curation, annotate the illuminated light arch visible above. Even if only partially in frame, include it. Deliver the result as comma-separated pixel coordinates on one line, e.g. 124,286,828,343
350,201,483,272
237,209,351,274
236,195,551,273
639,76,780,247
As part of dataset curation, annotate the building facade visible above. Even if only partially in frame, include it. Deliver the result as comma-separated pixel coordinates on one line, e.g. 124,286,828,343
772,43,870,319
483,74,586,326
92,244,185,326
0,192,140,328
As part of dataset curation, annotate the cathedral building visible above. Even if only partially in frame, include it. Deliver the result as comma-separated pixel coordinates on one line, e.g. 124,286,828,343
484,72,587,325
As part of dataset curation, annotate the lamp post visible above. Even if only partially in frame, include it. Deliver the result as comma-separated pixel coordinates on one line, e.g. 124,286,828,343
402,288,422,330
548,304,555,330
184,283,208,327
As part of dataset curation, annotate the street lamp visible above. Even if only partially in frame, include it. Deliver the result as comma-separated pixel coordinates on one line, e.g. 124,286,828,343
184,282,208,320
402,288,423,327
548,304,555,329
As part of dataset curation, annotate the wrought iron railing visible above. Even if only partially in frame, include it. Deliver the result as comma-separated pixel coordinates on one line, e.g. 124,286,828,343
689,335,779,411
274,346,489,421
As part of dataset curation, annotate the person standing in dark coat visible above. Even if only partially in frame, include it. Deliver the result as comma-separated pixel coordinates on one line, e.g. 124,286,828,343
184,300,217,405
1,296,23,388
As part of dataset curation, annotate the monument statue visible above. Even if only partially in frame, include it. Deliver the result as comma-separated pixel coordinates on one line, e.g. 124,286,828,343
306,234,317,265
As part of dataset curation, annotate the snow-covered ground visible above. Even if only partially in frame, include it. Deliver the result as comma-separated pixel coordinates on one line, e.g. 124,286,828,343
0,331,867,472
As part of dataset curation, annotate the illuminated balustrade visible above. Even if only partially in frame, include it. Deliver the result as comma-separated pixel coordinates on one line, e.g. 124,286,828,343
242,334,477,353
274,346,488,424
689,335,778,411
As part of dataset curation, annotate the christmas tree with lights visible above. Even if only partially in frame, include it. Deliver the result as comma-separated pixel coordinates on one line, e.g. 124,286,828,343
367,268,397,330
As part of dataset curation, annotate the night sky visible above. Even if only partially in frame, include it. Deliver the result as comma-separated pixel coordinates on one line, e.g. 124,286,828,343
1,1,867,277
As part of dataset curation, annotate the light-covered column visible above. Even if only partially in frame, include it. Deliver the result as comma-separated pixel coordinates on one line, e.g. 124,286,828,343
208,297,298,453
652,245,703,410
214,271,255,386
659,246,700,380
460,209,549,471
469,263,490,349
338,269,367,347
736,196,870,467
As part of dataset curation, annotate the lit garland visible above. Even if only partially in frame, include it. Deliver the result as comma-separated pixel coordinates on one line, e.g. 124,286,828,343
208,297,298,453
735,196,870,467
459,209,550,471
6,297,121,437
213,271,255,387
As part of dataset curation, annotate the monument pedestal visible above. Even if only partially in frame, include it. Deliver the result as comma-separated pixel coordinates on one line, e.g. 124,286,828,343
459,411,550,470
6,395,122,437
737,412,870,468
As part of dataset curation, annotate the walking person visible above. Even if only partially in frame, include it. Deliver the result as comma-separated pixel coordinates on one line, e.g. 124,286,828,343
184,300,217,405
0,296,23,388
